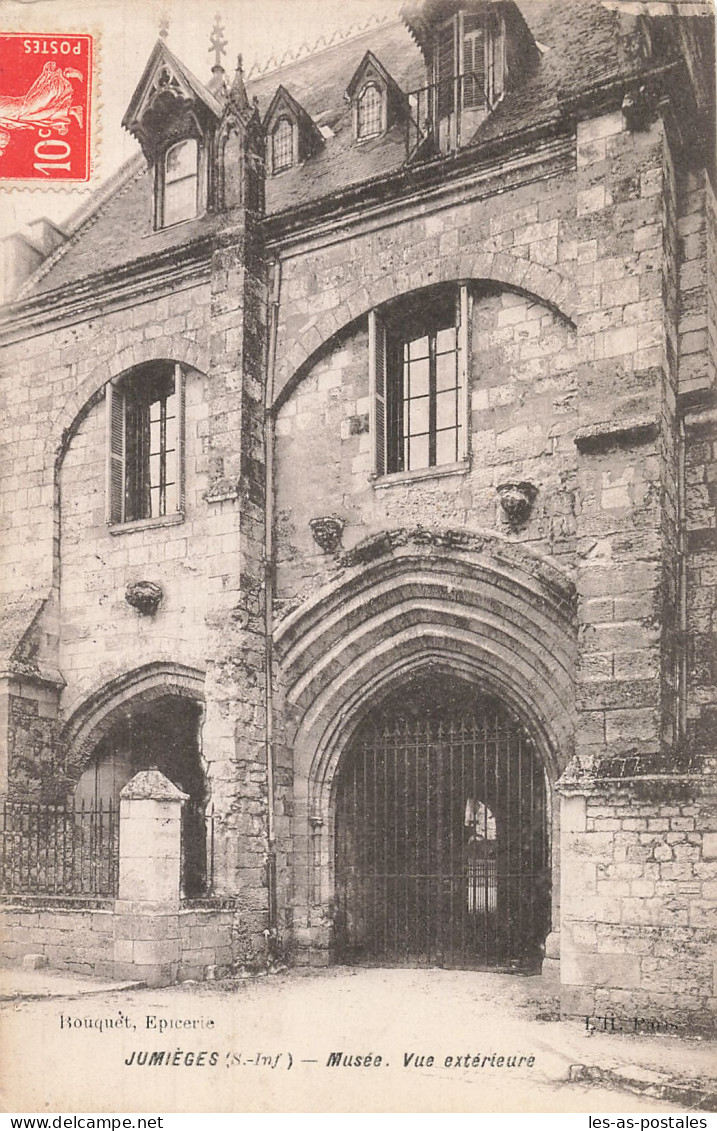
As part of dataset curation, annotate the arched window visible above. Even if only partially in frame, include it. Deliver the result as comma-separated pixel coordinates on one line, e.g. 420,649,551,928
272,116,294,172
106,361,185,526
161,138,199,227
357,83,383,139
369,284,472,477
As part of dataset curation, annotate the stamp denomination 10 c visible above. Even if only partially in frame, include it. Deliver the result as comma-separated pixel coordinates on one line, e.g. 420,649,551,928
0,33,92,181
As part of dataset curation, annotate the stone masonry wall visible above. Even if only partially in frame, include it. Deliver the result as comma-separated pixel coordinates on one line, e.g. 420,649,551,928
680,170,717,764
0,901,251,983
571,113,679,770
59,366,210,711
1,288,207,602
1,218,271,944
560,785,717,1027
0,902,115,977
272,113,678,769
274,289,578,610
684,408,717,759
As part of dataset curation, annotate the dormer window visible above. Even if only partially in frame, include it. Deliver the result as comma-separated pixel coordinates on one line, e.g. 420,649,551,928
263,86,323,176
271,116,294,172
160,138,200,227
347,51,406,145
434,8,505,150
357,83,383,139
402,1,539,158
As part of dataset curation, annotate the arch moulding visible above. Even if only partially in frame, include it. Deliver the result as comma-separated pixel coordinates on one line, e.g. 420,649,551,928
49,338,210,473
276,528,577,946
273,250,576,406
276,527,577,811
61,660,207,776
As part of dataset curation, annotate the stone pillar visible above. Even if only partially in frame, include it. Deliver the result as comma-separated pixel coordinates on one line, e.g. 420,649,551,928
113,769,187,986
199,71,270,963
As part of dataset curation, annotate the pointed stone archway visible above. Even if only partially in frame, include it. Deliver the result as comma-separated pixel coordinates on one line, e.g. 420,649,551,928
273,528,577,965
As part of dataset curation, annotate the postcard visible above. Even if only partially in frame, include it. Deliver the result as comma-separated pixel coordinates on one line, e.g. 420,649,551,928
0,0,715,1116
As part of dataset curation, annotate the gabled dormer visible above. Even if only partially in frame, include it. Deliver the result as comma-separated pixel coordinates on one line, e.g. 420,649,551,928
401,0,540,155
345,51,407,142
122,40,224,229
262,86,323,175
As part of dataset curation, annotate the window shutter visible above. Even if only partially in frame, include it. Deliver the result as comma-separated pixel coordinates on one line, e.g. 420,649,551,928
458,284,472,462
435,21,457,119
106,381,126,524
488,11,506,106
174,362,186,513
369,309,388,478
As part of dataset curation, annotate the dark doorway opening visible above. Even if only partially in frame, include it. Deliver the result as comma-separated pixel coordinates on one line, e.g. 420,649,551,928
75,696,208,897
334,677,550,969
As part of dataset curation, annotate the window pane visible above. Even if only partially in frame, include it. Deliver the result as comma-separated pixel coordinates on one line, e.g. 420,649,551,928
149,454,161,490
166,139,197,182
436,350,457,391
150,419,161,453
409,335,429,361
150,486,161,518
409,434,430,470
273,118,293,172
436,389,457,430
385,287,464,477
436,326,456,353
436,428,458,465
164,175,197,227
409,396,430,435
358,83,382,139
408,357,429,398
164,482,177,514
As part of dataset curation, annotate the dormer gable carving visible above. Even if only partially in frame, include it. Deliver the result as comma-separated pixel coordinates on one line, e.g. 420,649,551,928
345,51,408,140
262,85,323,174
122,40,223,165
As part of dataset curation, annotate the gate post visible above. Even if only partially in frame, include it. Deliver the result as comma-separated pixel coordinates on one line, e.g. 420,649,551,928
113,769,188,985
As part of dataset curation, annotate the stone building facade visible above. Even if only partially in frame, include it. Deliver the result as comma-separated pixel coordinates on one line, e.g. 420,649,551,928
0,0,715,1024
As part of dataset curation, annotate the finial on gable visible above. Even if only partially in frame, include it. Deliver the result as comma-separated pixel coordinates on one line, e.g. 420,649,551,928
158,13,169,40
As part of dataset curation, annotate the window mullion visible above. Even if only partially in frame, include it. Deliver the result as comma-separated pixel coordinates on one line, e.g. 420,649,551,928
159,396,167,517
428,333,437,467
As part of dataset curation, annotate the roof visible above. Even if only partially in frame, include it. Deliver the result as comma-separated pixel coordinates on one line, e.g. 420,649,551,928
19,0,691,298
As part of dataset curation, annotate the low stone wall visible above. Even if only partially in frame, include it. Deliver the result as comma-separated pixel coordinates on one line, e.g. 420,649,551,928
560,778,717,1030
0,897,115,978
112,900,255,984
0,896,258,985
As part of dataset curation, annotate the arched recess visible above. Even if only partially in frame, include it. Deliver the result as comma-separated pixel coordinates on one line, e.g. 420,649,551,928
49,340,210,474
63,660,210,897
274,529,577,955
61,660,206,780
273,254,576,405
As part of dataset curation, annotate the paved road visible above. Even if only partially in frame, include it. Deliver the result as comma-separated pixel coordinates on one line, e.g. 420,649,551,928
1,966,713,1113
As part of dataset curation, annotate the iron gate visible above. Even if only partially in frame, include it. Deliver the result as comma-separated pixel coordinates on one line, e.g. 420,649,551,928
334,682,550,969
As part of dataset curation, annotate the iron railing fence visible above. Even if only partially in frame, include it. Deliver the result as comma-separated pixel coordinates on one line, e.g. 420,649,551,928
0,799,119,897
406,71,489,159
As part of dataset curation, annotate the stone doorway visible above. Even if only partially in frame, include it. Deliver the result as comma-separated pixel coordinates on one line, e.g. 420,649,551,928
333,676,550,969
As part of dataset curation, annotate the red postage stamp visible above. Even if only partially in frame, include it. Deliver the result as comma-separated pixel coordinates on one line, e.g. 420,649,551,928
0,33,92,181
